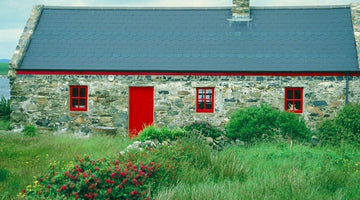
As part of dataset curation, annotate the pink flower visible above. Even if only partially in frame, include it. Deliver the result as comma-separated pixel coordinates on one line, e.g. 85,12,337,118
60,185,67,190
111,173,116,178
106,188,112,195
130,190,138,196
150,162,154,166
132,178,137,185
120,171,126,177
115,160,120,165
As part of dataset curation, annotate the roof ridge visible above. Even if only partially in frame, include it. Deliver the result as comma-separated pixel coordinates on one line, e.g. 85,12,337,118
42,4,350,10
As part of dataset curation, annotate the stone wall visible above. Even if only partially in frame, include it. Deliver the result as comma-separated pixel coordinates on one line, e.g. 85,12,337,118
10,74,360,134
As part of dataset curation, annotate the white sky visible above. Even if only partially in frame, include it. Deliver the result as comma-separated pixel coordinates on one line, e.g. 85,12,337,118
1,0,360,59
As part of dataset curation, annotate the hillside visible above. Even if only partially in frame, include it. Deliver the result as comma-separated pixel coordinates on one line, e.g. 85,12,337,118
0,63,8,76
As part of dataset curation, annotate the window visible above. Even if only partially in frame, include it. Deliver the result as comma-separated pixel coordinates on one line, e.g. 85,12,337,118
285,87,303,113
70,86,88,111
196,88,214,113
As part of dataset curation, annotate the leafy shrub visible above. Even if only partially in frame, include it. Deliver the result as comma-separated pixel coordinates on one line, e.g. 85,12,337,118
0,96,10,119
182,121,224,138
0,119,10,130
225,104,311,142
318,103,360,145
137,126,185,142
23,155,159,199
22,124,37,137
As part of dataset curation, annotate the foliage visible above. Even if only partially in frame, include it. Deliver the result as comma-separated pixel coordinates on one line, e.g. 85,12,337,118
0,119,10,130
137,126,185,142
22,124,37,137
318,103,360,145
23,155,159,199
225,104,311,142
182,121,224,138
0,96,10,119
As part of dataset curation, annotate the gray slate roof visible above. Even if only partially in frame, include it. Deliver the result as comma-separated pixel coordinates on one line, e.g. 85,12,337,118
20,6,359,72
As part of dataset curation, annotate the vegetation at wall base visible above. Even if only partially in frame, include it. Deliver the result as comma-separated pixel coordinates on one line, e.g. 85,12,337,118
225,104,311,143
0,96,10,120
318,103,360,145
182,121,224,138
137,126,185,142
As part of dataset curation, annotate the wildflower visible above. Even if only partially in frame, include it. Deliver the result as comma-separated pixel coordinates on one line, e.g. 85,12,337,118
82,172,88,178
150,162,154,166
111,172,116,178
118,184,124,189
106,188,112,195
95,166,99,171
132,178,137,185
60,185,67,190
120,171,126,177
47,184,51,188
130,190,138,196
115,160,120,165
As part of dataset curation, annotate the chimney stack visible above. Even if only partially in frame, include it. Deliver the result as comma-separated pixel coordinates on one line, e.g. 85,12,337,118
232,0,250,21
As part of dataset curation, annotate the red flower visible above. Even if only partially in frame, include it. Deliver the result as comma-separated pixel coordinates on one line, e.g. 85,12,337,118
60,185,67,190
106,188,112,195
82,172,88,178
111,173,116,178
132,178,137,185
21,189,26,194
115,160,120,165
150,162,154,166
47,184,51,188
38,178,44,182
130,190,138,196
122,179,127,184
118,184,123,189
120,172,126,177
95,166,99,171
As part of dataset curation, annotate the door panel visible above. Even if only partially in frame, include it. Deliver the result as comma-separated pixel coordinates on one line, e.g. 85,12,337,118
129,87,154,137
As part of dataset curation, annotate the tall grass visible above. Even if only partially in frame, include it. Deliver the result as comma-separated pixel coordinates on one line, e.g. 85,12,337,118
1,132,360,199
0,132,131,197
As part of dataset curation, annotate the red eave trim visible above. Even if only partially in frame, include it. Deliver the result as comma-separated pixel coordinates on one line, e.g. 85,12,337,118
15,70,360,76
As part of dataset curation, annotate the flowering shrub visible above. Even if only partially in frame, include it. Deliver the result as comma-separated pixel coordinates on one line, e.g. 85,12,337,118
22,155,159,199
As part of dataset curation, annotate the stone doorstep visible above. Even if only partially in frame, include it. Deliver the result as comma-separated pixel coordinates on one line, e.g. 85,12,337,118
92,126,118,135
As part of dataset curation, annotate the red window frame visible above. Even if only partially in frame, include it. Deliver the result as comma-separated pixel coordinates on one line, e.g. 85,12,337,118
70,86,88,111
196,87,214,113
285,87,303,113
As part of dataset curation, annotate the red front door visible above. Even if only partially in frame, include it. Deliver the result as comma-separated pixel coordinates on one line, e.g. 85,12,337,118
129,87,154,137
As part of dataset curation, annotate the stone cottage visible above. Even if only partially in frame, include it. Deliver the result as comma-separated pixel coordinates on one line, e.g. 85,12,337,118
8,0,360,136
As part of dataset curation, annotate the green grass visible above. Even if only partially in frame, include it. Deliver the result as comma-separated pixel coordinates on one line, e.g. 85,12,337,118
0,63,8,76
0,132,359,199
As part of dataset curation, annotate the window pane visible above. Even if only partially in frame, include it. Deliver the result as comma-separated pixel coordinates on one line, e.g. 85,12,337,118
206,100,212,109
287,101,293,110
294,90,301,99
198,100,204,109
287,90,293,99
72,88,79,97
80,88,86,97
294,101,301,110
80,99,86,107
198,89,204,94
198,94,204,99
72,99,78,108
206,94,212,99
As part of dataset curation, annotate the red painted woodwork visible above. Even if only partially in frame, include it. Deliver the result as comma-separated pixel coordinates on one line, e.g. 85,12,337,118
196,87,214,113
16,70,360,77
69,85,88,111
129,87,154,138
284,87,303,113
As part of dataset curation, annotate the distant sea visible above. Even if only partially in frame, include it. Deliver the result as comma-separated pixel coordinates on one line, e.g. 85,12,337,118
0,59,10,99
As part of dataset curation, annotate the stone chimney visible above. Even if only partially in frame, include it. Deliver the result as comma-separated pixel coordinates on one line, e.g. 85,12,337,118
232,0,251,21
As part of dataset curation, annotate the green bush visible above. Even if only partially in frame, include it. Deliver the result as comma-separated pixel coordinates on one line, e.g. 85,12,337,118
137,126,185,142
0,96,10,119
182,121,224,138
225,104,311,142
318,103,360,145
22,124,37,137
23,155,159,199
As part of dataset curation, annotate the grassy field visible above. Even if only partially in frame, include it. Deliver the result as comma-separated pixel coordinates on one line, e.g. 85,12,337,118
0,63,8,76
0,132,359,199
